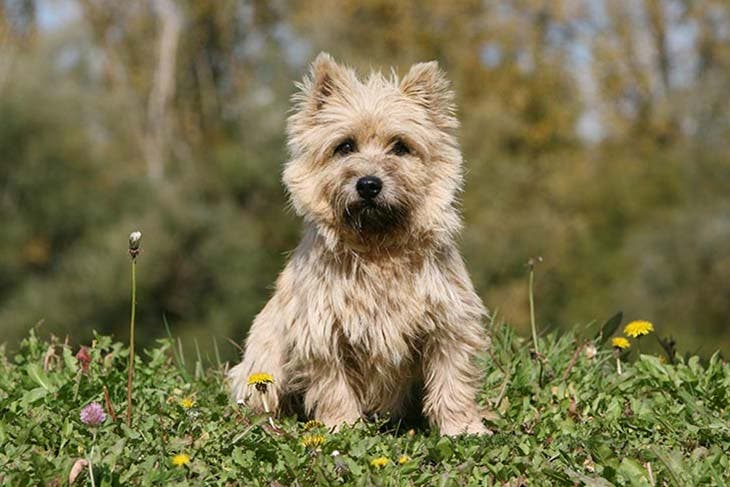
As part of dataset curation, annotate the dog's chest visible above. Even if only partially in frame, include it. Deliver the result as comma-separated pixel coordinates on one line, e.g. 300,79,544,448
335,263,426,354
292,254,441,367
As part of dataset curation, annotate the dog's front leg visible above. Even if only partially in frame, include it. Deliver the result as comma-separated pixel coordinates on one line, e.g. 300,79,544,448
422,327,489,436
228,298,287,415
304,368,361,430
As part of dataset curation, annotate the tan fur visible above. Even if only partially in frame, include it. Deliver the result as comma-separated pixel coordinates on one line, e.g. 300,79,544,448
228,53,490,436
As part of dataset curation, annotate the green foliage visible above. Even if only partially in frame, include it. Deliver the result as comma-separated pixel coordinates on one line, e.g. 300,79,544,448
1,327,728,485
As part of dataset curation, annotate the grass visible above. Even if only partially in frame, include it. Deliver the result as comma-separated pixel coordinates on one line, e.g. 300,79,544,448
0,323,728,486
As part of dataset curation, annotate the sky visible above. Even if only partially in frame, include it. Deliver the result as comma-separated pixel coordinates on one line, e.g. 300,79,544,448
36,0,79,30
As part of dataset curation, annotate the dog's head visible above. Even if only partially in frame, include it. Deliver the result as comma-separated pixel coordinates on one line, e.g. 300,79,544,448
284,53,464,252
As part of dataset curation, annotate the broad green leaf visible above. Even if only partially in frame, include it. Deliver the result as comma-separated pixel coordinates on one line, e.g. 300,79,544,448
20,386,49,406
596,312,623,345
617,458,649,486
26,363,55,392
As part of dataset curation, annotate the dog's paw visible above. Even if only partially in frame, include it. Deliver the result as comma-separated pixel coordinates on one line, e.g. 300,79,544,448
227,362,252,403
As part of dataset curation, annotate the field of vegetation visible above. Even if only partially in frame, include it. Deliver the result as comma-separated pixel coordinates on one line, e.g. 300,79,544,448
2,319,728,485
3,1,730,356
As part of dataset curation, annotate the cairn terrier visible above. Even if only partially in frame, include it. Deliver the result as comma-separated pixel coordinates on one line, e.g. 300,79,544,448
229,53,489,436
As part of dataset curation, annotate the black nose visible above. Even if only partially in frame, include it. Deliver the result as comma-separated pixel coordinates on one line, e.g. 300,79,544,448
356,176,382,200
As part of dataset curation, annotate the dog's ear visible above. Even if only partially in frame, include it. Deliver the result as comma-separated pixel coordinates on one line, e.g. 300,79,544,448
296,52,352,112
400,61,458,130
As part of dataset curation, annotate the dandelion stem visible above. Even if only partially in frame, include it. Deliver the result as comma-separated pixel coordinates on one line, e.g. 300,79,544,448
261,394,276,428
646,461,655,486
616,356,623,375
528,260,540,355
126,257,136,427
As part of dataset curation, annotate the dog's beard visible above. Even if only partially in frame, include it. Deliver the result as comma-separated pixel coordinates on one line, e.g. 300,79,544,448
343,201,409,235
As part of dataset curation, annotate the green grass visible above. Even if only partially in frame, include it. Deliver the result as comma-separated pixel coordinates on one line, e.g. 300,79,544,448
1,324,728,486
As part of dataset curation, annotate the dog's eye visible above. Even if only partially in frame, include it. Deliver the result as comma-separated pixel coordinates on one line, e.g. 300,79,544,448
334,139,356,157
390,140,410,156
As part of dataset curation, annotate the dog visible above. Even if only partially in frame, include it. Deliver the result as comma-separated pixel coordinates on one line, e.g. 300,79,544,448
228,53,489,436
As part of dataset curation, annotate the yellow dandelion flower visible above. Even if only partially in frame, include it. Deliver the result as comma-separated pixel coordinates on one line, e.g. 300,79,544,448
303,419,324,431
623,320,654,338
171,453,191,467
611,337,630,350
300,433,326,448
398,455,410,465
247,372,274,386
370,456,389,468
179,397,195,409
247,372,274,392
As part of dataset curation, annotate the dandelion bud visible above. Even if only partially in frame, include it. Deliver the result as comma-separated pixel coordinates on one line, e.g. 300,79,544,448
129,231,141,249
300,433,325,448
75,346,91,373
128,231,142,258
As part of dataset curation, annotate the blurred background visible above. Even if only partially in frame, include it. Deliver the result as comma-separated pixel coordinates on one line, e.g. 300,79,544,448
1,0,728,360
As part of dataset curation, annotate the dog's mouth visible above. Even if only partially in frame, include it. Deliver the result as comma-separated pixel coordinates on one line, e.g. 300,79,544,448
343,201,408,234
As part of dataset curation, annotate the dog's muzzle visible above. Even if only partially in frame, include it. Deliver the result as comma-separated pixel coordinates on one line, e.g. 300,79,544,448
344,200,407,234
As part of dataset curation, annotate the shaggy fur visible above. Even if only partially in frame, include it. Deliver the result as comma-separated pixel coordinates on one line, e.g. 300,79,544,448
228,53,490,436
